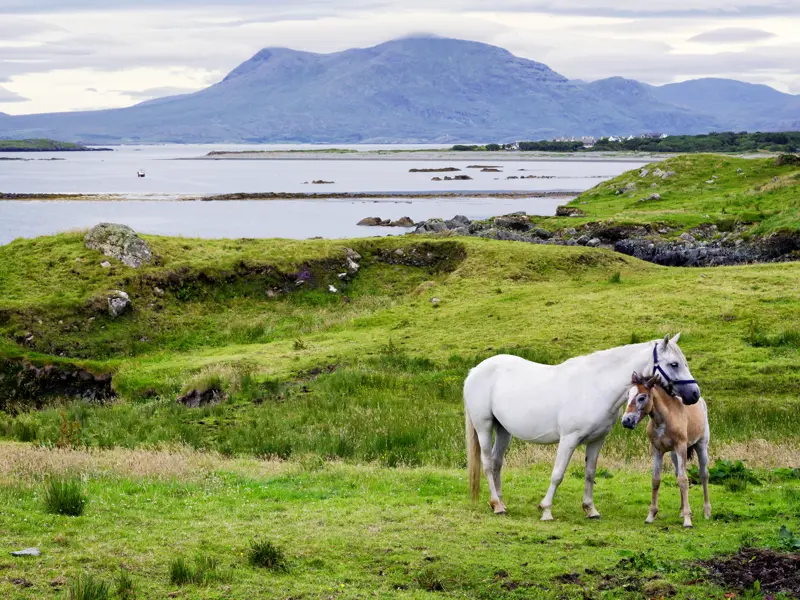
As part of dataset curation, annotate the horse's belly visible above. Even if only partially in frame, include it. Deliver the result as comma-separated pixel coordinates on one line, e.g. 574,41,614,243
493,400,562,444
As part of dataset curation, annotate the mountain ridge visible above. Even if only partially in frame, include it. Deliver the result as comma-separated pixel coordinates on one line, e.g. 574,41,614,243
0,36,797,143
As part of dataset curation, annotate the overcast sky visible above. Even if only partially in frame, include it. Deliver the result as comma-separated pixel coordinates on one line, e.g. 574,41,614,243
1,0,798,115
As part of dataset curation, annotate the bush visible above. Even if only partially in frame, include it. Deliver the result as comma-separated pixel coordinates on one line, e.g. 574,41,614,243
44,477,86,516
247,538,287,571
689,459,761,488
66,574,109,600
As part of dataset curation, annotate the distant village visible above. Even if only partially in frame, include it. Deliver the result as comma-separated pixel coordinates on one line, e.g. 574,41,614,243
541,132,669,148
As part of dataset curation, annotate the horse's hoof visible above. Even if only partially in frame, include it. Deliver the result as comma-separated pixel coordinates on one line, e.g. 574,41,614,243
490,500,506,515
540,510,554,522
587,513,601,520
683,522,693,529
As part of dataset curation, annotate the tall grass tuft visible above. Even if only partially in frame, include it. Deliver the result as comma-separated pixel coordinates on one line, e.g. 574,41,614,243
66,574,109,600
416,567,445,592
608,271,622,284
115,570,135,599
247,538,287,571
747,323,800,348
44,477,86,516
169,554,222,586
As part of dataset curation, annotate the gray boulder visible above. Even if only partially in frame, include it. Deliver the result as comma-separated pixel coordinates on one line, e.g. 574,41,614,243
84,223,153,268
445,214,471,229
108,290,131,317
493,214,531,232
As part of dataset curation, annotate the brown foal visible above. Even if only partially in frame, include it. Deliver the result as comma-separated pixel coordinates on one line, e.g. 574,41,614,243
622,372,711,528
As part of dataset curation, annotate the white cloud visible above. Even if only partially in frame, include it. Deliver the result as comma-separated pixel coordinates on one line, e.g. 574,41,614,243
0,2,797,114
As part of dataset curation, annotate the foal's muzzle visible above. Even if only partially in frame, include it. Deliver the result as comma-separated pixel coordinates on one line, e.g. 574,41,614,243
621,414,639,429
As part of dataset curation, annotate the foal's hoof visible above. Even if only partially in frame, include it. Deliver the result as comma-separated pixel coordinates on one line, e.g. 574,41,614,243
489,499,507,515
683,521,693,529
583,504,601,519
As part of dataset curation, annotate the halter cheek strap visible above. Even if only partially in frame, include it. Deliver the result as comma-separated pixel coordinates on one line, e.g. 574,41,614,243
652,344,697,386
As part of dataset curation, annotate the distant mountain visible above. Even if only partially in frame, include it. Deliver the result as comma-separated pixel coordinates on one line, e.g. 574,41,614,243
0,37,798,143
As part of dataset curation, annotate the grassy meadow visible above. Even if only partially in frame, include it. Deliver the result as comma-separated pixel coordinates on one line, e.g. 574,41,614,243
1,153,799,598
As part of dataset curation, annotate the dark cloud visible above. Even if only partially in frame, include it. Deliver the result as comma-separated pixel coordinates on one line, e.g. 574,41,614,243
689,27,776,43
0,86,29,103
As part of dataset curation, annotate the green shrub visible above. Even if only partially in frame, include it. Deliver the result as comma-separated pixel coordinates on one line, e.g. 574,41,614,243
608,271,622,284
778,525,800,550
247,538,287,571
66,574,109,600
689,459,761,488
44,477,86,516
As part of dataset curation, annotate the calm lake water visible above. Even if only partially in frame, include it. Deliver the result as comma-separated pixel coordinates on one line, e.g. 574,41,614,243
0,144,646,243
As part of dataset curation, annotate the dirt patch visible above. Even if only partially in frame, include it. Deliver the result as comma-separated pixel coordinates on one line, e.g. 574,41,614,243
701,548,800,597
176,387,227,408
373,241,467,272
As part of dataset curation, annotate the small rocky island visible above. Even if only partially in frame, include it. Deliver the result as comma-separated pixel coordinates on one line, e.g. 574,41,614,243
0,138,113,152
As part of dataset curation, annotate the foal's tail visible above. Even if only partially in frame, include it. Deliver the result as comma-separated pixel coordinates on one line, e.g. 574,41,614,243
465,407,481,503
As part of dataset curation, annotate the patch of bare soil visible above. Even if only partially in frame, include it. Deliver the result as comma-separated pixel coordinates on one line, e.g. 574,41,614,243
701,548,800,597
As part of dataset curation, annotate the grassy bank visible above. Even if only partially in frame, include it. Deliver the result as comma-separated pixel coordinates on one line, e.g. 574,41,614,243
544,154,800,235
1,443,798,599
0,139,111,152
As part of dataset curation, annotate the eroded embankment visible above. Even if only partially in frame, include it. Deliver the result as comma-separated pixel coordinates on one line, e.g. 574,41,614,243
412,214,800,267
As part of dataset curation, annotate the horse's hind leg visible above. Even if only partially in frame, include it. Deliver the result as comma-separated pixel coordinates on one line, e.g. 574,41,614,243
539,434,579,521
696,442,711,519
491,423,512,513
582,436,606,519
477,428,505,514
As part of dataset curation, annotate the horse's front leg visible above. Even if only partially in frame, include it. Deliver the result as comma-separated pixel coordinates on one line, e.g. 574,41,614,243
646,446,662,524
491,423,512,514
539,434,580,521
582,435,606,519
675,445,692,528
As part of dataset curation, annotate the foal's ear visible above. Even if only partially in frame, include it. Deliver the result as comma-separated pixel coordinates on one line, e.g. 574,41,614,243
670,332,681,344
631,371,642,384
645,375,659,389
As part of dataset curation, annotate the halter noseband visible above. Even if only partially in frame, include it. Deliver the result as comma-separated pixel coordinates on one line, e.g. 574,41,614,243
652,344,697,388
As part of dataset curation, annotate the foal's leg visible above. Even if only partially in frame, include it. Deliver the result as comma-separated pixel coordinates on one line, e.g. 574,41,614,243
646,446,663,524
696,442,712,519
477,428,505,514
669,451,685,515
582,436,606,519
539,434,580,521
491,423,512,513
675,445,692,528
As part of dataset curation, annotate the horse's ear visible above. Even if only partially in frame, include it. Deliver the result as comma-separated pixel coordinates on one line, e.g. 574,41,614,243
645,375,659,389
671,332,681,345
662,334,670,349
631,371,642,384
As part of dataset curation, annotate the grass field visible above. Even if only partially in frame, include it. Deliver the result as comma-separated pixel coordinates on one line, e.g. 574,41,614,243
1,154,799,598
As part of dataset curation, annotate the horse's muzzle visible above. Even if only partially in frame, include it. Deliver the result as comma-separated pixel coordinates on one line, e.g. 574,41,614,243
621,414,638,429
676,383,701,405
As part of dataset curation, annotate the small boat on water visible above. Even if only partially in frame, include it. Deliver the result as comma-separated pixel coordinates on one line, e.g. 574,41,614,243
137,169,146,178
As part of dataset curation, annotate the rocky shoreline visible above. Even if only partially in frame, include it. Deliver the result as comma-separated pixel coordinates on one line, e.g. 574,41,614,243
410,213,800,267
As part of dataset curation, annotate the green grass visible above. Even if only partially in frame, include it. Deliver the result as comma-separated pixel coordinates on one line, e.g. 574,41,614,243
43,477,86,516
247,538,287,571
1,452,798,599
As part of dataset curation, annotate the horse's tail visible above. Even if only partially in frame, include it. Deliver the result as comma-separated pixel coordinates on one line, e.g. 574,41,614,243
465,406,481,503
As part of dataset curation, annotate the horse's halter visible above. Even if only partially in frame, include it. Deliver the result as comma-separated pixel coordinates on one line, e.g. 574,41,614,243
651,343,697,392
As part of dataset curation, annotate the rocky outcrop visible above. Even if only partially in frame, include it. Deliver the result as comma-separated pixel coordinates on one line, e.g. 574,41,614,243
410,212,800,267
107,290,131,317
555,206,585,217
0,357,115,411
84,223,153,268
357,216,415,227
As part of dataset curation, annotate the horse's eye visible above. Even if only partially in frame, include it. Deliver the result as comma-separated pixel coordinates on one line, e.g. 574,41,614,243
638,395,647,403
670,362,679,368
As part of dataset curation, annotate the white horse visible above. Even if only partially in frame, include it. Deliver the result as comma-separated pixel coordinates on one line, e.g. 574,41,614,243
464,334,700,520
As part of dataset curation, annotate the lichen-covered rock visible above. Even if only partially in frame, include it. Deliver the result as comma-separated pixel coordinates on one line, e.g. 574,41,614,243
555,206,585,217
107,290,131,318
84,223,153,268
